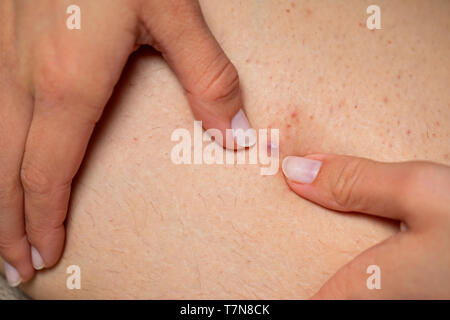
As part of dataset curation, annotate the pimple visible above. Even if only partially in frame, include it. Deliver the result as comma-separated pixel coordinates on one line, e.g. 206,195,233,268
397,120,401,126
286,9,290,13
290,111,298,119
436,121,440,126
383,96,389,104
354,105,358,109
305,8,312,16
406,129,411,135
286,124,292,129
290,2,296,8
309,115,314,120
133,137,138,142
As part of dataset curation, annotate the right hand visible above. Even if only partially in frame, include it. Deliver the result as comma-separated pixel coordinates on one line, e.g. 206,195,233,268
282,154,450,299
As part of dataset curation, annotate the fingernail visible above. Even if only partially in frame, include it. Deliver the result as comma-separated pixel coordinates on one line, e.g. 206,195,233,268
4,262,22,287
31,246,45,270
231,109,257,147
282,156,322,184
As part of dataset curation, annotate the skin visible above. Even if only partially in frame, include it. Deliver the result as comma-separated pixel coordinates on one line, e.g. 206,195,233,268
0,0,449,298
0,0,249,283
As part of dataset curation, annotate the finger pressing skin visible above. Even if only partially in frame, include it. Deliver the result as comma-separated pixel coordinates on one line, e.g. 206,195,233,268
281,154,449,225
139,0,256,149
21,78,107,269
20,1,137,269
0,78,34,285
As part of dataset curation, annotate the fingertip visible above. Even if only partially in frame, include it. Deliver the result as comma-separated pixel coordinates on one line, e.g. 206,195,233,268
27,224,66,269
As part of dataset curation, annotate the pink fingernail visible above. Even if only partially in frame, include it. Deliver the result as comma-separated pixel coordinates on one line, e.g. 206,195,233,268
231,109,257,147
31,246,45,270
282,156,322,184
4,262,22,287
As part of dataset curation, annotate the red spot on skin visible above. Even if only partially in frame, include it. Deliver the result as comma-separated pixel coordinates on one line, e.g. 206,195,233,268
358,22,365,28
397,120,401,126
317,76,324,83
291,111,298,119
406,129,411,135
305,8,312,16
389,143,393,148
309,115,314,120
383,96,389,104
291,2,296,8
444,154,449,160
436,121,440,126
133,137,138,142
245,58,251,63
338,99,345,108
354,105,358,109
387,40,392,45
397,73,401,80
287,124,292,129
269,76,272,80
432,133,437,138
286,9,290,13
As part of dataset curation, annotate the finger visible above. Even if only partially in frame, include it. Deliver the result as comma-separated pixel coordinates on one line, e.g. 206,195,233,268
139,0,256,149
21,75,109,269
281,154,450,223
0,77,34,285
311,232,438,299
21,4,138,269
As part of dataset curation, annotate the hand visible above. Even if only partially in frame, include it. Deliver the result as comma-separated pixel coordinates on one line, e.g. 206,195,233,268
281,154,450,299
0,0,252,286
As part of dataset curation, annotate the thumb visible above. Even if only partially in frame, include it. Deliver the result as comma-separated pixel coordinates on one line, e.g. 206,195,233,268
139,0,255,149
281,153,450,298
281,154,449,226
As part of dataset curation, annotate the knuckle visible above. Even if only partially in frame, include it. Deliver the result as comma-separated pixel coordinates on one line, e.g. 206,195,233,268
20,163,52,195
331,158,368,209
197,57,240,103
34,59,75,101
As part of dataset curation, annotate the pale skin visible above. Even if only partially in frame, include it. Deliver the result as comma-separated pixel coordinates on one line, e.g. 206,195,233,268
0,0,449,299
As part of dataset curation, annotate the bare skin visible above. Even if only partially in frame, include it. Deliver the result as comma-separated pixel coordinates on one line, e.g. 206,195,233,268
0,0,449,298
